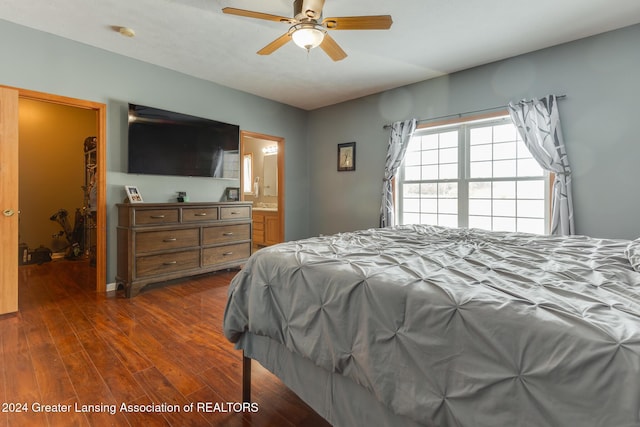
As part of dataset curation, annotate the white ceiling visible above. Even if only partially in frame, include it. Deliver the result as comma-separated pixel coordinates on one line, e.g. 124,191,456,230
1,0,639,110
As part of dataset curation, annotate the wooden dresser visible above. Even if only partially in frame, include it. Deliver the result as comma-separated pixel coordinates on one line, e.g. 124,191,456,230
116,202,252,297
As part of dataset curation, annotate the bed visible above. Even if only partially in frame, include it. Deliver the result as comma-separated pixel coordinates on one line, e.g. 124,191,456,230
223,224,640,427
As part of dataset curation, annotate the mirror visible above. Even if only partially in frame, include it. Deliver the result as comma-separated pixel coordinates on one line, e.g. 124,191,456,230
263,154,277,197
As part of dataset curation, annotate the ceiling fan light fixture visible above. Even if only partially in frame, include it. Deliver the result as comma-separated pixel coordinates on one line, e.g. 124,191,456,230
290,23,325,51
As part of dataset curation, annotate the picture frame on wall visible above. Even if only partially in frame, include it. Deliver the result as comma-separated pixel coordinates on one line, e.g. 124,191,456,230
338,142,356,172
124,185,144,203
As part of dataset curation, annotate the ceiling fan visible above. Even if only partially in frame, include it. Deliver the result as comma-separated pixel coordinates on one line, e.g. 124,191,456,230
222,0,392,61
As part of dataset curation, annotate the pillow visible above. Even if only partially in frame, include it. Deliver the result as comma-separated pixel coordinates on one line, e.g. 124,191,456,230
626,238,640,272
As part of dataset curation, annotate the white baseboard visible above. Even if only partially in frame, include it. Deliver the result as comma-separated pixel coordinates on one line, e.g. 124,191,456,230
106,282,117,292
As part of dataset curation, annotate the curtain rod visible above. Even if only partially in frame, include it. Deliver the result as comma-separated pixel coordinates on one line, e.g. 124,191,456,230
383,94,566,130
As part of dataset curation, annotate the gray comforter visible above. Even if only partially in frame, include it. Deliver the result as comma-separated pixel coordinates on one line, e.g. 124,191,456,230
223,225,640,426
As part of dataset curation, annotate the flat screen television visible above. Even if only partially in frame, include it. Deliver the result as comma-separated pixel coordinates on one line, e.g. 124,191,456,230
127,104,240,178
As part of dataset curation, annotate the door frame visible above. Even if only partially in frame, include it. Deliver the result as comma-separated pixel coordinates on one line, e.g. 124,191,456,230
2,85,107,293
240,131,285,243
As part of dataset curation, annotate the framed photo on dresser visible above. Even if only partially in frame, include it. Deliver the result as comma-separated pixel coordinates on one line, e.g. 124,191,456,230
124,185,144,203
223,187,240,202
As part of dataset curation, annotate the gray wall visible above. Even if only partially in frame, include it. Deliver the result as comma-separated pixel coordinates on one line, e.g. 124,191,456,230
0,19,310,283
307,24,640,240
2,18,639,287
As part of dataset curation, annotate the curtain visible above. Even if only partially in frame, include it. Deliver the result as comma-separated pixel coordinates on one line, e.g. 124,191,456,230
379,118,417,228
508,95,574,235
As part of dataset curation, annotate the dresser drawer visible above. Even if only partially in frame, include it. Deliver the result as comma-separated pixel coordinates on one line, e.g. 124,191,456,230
203,243,251,266
135,228,199,254
220,206,251,220
134,209,179,225
182,207,219,222
203,224,251,245
136,249,200,278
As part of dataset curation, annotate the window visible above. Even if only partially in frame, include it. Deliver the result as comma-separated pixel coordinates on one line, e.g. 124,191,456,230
397,114,549,234
243,153,253,194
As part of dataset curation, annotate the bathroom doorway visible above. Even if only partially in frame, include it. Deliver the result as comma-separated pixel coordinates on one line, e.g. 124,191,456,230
240,131,284,248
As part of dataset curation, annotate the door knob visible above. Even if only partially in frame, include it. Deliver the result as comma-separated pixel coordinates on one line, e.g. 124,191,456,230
3,209,15,217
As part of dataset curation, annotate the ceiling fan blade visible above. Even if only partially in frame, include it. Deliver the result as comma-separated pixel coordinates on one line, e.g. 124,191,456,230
257,33,292,55
322,15,393,30
222,7,293,24
319,34,347,61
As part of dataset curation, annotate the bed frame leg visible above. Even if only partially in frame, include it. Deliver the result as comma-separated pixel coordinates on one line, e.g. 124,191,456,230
242,352,251,403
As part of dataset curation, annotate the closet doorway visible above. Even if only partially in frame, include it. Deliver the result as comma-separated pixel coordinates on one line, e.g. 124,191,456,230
0,86,106,315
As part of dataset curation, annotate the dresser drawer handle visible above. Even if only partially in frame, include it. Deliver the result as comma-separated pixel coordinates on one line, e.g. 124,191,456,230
150,215,166,219
223,232,234,236
162,261,177,265
230,211,240,215
163,238,177,242
194,213,208,216
222,252,234,256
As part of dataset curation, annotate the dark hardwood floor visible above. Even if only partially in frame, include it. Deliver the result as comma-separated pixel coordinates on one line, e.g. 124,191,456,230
1,259,331,427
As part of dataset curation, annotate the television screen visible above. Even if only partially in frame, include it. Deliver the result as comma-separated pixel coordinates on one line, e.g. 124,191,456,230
127,104,240,178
